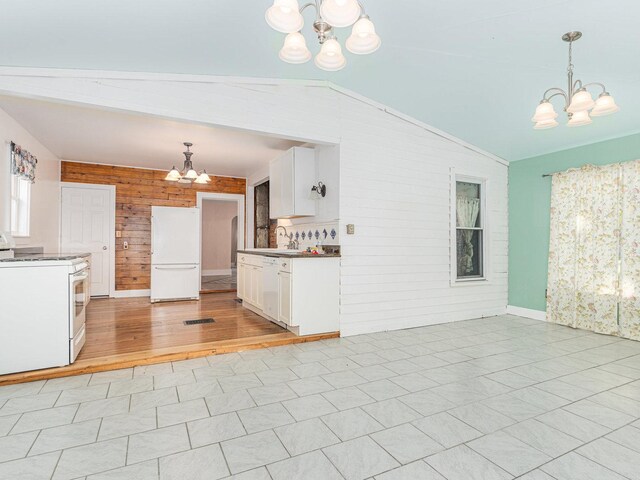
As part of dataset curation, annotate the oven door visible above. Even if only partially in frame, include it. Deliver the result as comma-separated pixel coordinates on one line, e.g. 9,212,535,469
69,269,89,338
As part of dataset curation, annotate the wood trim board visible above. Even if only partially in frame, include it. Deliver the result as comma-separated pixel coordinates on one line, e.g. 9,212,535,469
0,331,339,386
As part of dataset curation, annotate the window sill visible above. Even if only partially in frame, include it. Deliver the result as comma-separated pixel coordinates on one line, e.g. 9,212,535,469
451,278,489,287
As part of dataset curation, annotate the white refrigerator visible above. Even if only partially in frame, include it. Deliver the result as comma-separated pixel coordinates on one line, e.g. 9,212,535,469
150,206,200,303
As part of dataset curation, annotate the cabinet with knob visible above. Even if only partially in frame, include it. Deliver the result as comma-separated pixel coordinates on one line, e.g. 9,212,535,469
278,271,292,326
238,252,339,336
237,254,263,309
269,147,317,219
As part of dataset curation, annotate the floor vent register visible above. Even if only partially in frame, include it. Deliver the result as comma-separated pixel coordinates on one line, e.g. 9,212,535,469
184,318,215,326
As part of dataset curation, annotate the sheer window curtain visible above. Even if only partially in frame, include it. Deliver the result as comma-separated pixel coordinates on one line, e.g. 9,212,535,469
456,196,480,274
547,160,640,340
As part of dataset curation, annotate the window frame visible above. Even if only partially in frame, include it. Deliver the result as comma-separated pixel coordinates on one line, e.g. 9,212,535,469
10,174,31,238
450,171,489,285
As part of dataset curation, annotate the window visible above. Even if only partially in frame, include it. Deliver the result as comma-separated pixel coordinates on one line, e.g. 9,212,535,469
10,175,31,237
254,181,276,248
454,177,486,281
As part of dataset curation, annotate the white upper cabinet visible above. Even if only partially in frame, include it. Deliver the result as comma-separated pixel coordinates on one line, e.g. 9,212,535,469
269,147,316,219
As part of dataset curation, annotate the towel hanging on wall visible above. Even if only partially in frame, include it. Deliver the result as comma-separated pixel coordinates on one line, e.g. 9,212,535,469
10,142,37,183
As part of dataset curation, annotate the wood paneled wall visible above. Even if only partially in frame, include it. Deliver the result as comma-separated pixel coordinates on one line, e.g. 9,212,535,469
61,161,246,291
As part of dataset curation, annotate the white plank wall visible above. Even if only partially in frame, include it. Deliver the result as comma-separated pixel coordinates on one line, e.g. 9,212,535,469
0,70,508,336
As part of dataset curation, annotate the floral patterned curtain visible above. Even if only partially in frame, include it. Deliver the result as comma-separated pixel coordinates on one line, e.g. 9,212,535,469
620,160,640,340
10,142,37,183
547,160,640,341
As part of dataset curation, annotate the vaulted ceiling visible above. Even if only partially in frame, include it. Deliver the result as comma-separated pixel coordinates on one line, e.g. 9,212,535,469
0,0,638,161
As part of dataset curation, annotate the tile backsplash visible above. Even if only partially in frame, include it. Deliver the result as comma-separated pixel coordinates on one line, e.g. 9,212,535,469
276,221,340,250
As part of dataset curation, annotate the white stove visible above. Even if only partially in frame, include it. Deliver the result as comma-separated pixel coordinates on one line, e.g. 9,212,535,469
0,254,91,375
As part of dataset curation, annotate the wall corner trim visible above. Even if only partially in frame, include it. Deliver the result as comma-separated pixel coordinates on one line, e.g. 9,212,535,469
506,305,546,322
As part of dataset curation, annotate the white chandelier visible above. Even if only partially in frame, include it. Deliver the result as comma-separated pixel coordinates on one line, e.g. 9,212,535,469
532,32,620,130
165,142,211,184
265,0,381,71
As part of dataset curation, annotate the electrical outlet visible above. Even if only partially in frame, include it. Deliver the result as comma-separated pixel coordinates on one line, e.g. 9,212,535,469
346,224,355,235
123,241,129,250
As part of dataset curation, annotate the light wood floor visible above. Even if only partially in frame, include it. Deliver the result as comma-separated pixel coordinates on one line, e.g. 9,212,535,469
79,292,286,359
0,293,338,386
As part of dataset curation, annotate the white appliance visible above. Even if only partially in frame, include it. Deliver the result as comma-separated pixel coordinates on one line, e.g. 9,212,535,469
0,255,90,375
69,261,90,361
262,257,279,319
151,206,200,303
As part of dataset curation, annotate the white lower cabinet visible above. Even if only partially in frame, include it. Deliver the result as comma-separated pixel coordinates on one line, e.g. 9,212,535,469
237,263,246,300
252,266,263,309
277,271,292,325
237,255,263,309
238,252,339,336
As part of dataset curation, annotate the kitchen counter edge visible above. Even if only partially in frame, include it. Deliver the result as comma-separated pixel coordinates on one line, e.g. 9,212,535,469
0,253,91,263
237,250,341,259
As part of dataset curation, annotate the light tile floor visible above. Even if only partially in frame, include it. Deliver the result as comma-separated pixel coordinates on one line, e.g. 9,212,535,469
1,315,640,479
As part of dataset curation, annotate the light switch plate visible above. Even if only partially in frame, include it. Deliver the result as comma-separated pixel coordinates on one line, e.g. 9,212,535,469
346,224,355,235
115,231,122,238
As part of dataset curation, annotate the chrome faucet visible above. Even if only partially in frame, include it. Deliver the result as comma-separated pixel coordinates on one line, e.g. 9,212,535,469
276,226,298,250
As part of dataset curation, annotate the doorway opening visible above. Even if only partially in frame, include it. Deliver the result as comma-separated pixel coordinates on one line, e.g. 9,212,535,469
201,199,238,292
197,192,245,294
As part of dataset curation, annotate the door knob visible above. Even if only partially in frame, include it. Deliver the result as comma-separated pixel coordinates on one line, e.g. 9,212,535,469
102,246,107,250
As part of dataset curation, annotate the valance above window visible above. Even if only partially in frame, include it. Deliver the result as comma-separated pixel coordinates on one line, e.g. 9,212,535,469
10,142,37,183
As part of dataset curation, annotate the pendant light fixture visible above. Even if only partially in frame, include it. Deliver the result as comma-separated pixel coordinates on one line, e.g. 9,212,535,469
165,142,211,184
265,0,380,72
531,32,619,130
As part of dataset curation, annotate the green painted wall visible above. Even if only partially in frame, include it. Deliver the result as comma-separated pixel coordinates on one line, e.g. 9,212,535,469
508,132,640,311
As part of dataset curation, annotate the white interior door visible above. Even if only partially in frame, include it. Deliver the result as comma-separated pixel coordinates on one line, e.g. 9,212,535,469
61,185,112,296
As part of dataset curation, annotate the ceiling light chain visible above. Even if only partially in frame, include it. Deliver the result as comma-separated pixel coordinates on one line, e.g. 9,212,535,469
266,0,381,72
165,142,211,184
532,32,620,130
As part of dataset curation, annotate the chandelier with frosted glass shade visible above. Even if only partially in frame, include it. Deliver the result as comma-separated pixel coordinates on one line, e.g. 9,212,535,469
532,32,620,130
164,142,211,184
265,0,381,71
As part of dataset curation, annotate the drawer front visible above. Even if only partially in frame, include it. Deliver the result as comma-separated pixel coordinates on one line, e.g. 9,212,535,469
151,265,199,301
238,254,262,267
70,324,86,363
278,259,292,273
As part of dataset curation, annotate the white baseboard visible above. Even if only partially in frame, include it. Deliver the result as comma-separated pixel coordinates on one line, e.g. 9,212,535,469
202,269,232,276
506,305,546,322
111,289,151,298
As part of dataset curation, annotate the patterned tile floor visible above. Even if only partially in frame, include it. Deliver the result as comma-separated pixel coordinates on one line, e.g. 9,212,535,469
1,314,640,479
202,274,237,291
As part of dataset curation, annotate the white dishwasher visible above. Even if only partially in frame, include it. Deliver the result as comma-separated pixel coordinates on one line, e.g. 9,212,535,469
262,257,279,319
